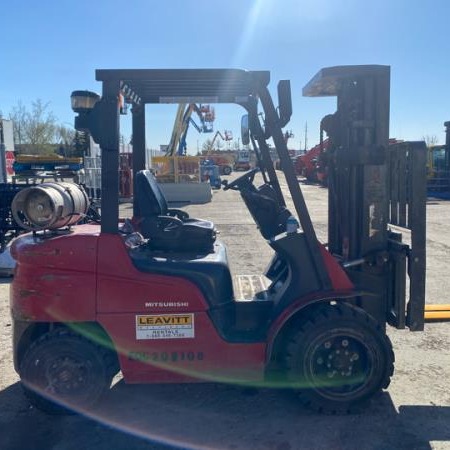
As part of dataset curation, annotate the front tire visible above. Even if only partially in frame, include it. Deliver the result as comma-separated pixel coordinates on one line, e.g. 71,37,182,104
284,303,394,413
19,329,116,414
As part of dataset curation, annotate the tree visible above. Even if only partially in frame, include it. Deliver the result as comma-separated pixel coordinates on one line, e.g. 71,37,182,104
9,99,58,154
423,135,439,147
73,131,90,157
9,101,27,146
56,125,76,147
202,139,214,153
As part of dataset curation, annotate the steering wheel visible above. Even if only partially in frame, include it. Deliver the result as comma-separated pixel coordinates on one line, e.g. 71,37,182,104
223,168,259,191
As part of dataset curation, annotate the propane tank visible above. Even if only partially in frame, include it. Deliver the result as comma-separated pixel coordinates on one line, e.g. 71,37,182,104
11,182,90,231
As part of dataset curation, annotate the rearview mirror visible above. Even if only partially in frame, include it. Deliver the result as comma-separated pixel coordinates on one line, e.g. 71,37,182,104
277,80,292,127
241,114,250,146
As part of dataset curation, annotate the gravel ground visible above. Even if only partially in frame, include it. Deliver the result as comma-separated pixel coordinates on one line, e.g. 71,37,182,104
0,173,449,450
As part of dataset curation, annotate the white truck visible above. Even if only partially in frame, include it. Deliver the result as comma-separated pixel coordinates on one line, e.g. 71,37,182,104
0,119,16,275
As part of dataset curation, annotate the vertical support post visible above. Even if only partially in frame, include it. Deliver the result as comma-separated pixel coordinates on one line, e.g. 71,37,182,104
172,157,177,183
100,80,120,234
0,120,6,184
258,86,331,290
445,121,450,190
325,68,390,259
132,104,146,217
407,142,427,331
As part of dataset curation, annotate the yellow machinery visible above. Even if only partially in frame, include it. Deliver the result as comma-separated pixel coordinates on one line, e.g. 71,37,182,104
151,155,201,184
424,304,450,321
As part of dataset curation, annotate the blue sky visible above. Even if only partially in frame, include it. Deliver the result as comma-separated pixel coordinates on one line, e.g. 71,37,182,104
2,0,450,152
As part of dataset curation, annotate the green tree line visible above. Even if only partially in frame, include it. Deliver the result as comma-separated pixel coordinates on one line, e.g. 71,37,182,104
3,99,89,157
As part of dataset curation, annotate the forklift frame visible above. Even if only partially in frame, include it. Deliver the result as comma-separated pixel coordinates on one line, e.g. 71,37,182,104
9,65,428,415
82,68,332,291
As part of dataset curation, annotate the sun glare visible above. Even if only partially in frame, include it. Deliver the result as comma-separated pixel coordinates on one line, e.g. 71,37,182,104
232,0,267,67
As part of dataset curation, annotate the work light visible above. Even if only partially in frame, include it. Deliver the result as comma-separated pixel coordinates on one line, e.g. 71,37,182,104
70,90,101,113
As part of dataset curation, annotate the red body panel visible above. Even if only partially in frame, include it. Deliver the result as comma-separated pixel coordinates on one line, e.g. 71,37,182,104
11,225,355,384
96,234,208,314
99,312,265,384
10,225,99,322
319,244,353,291
95,234,265,382
11,228,266,383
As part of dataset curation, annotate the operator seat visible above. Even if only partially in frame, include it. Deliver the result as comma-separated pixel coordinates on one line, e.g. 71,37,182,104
240,183,292,239
133,170,216,252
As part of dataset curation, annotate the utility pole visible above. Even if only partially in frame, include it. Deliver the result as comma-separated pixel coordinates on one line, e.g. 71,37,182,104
0,120,7,183
304,122,308,152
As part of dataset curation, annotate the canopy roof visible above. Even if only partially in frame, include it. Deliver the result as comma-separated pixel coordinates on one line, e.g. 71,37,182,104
303,65,390,97
96,69,270,105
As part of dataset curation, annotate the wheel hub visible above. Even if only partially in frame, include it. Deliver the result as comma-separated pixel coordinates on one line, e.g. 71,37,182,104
309,335,368,393
46,357,89,393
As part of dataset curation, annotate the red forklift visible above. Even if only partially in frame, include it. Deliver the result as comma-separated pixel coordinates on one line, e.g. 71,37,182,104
10,66,426,414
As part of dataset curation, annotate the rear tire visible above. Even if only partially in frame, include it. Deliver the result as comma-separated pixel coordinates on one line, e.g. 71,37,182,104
19,328,116,414
222,166,232,175
284,303,394,414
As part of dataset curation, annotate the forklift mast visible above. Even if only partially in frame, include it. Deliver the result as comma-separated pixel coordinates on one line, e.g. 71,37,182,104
304,66,391,260
304,65,426,330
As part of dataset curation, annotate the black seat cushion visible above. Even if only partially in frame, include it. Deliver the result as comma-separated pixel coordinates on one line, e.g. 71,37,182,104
129,241,233,307
134,170,216,252
139,216,216,252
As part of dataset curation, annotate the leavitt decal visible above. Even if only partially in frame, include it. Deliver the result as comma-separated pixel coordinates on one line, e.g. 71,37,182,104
136,314,194,340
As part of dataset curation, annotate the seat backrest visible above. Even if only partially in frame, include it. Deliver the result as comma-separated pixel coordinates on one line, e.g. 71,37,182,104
240,184,290,239
134,170,168,217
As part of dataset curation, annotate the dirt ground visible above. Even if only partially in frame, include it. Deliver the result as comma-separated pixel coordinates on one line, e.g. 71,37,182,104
1,173,450,450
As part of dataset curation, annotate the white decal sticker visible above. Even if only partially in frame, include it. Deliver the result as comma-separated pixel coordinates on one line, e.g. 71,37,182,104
136,314,195,340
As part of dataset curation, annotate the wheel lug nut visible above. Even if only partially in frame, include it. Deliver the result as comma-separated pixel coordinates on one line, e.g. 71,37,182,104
324,341,331,349
317,358,323,365
342,339,349,347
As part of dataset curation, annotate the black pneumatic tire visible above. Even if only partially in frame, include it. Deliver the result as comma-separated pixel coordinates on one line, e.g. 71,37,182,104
222,166,232,175
284,303,394,414
19,329,117,414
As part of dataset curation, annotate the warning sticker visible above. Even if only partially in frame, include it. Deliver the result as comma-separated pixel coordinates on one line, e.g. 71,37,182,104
136,314,195,340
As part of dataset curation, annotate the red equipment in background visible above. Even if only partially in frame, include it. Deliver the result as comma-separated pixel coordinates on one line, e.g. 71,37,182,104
295,139,330,184
5,151,15,176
